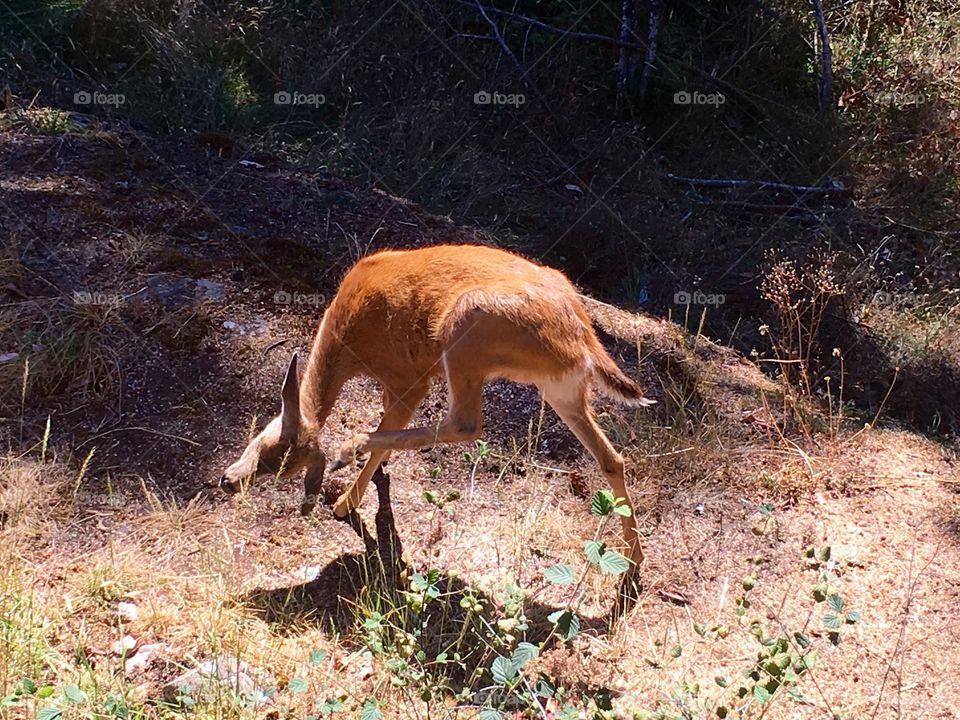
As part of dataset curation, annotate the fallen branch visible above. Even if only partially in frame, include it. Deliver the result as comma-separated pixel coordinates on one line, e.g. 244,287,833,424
665,174,846,195
694,201,832,226
76,426,201,448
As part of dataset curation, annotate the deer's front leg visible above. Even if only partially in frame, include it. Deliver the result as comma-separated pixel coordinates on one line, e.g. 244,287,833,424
330,383,431,519
331,376,483,518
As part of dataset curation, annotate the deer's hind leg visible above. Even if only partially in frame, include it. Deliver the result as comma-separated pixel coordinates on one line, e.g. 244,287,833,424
537,373,643,570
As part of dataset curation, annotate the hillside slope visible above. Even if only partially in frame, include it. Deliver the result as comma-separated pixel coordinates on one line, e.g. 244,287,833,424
1,112,958,719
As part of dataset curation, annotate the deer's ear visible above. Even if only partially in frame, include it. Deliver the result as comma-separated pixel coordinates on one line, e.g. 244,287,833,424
280,353,300,440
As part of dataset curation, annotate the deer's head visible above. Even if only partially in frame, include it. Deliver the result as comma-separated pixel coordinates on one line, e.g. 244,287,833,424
219,354,326,514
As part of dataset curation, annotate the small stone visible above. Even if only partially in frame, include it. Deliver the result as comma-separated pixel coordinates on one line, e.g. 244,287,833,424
195,279,224,301
296,566,320,582
116,601,138,622
162,655,275,705
147,274,197,308
124,644,161,674
112,635,137,656
127,683,149,703
223,320,238,330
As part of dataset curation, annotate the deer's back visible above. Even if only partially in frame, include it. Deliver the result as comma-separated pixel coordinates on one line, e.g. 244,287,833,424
326,244,591,379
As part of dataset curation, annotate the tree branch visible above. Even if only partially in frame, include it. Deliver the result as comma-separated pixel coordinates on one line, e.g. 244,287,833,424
473,0,533,90
616,0,637,105
450,0,761,110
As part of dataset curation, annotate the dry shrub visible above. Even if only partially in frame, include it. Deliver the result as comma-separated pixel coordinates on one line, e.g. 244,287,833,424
758,251,845,435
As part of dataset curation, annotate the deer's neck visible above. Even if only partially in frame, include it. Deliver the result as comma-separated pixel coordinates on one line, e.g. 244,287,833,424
299,314,345,429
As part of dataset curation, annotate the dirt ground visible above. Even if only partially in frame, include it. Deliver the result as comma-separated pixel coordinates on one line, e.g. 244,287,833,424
1,113,959,719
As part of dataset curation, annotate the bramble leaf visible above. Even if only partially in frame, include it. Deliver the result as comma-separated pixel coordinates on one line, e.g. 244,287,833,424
599,550,631,575
287,678,308,693
543,564,575,585
491,656,517,685
583,540,605,565
590,489,615,516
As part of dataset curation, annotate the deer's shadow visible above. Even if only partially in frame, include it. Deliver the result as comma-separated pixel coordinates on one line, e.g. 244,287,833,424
242,469,630,693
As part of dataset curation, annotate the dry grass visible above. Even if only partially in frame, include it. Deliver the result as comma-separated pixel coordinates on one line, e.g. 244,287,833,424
0,296,122,412
2,402,958,719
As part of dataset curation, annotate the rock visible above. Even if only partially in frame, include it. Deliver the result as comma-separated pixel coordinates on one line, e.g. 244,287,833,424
147,274,225,308
162,655,275,705
124,643,161,675
116,601,138,622
244,316,269,336
147,274,197,308
195,279,225,301
127,682,150,703
112,635,137,656
221,317,268,335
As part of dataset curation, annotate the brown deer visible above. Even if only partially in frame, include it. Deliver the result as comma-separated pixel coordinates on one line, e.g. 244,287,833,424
220,244,654,574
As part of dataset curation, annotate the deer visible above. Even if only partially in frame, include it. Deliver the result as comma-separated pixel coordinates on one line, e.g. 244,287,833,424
219,244,655,585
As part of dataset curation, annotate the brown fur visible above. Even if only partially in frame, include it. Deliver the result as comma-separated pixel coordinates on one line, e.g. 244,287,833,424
221,244,654,569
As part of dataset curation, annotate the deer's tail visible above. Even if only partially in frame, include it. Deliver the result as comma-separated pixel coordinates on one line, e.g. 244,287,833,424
591,345,656,407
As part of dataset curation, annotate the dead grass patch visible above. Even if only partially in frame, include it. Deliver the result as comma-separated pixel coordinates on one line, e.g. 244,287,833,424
0,296,122,411
1,414,959,717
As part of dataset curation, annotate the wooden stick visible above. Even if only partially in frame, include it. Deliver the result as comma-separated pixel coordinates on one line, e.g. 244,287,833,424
665,173,846,195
